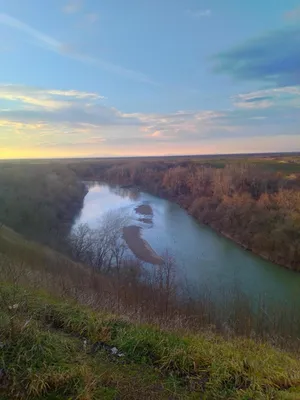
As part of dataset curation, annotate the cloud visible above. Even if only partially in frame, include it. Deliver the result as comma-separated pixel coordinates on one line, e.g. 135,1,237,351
0,85,227,152
0,13,154,84
63,0,83,14
150,130,162,137
232,86,300,109
186,9,211,18
1,84,300,156
284,6,300,20
0,84,103,109
0,84,143,132
211,25,300,86
0,13,60,50
234,98,273,109
241,96,273,103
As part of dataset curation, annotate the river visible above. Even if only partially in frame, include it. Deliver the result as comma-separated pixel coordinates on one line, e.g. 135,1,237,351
73,182,300,314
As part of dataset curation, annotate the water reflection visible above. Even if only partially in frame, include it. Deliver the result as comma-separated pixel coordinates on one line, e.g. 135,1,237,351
109,185,141,201
73,182,300,313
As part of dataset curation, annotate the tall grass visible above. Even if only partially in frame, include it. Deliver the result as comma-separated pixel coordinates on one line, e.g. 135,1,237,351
2,225,300,352
1,283,300,399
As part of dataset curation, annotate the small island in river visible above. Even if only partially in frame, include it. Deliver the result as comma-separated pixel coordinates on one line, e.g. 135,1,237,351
135,204,153,216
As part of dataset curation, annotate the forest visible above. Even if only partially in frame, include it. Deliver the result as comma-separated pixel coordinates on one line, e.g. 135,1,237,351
0,162,86,249
69,156,300,270
1,156,300,270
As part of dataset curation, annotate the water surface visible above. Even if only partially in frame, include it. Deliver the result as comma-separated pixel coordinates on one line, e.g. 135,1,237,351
74,182,300,311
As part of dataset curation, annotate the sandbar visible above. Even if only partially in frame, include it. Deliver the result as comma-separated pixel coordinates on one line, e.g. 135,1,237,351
135,204,153,216
123,225,163,265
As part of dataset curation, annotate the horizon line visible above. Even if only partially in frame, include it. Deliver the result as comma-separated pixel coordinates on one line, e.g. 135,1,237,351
1,150,300,162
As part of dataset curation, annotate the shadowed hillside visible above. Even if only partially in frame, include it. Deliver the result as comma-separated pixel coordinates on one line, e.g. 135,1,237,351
1,225,300,399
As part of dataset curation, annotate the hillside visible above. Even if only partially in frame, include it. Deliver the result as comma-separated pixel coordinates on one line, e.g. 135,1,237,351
1,226,300,399
0,163,86,250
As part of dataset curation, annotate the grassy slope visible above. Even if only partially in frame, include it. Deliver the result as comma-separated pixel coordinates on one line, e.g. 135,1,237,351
1,227,300,399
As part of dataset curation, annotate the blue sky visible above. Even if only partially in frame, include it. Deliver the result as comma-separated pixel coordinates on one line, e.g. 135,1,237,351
0,0,300,158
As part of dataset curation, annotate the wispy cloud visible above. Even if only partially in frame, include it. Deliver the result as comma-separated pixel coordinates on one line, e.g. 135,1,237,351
63,0,83,14
0,13,61,51
0,84,142,128
233,86,300,109
149,130,163,138
0,13,154,84
211,25,300,86
233,97,273,110
0,84,228,149
186,9,211,18
0,84,103,109
1,84,300,155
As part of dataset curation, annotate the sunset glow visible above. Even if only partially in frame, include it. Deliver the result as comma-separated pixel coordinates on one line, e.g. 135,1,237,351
1,1,300,158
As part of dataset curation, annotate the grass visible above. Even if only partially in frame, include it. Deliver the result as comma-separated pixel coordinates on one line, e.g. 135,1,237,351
2,225,300,398
1,285,300,399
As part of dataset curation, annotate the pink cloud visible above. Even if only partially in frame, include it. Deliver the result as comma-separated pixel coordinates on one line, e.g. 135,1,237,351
150,130,162,137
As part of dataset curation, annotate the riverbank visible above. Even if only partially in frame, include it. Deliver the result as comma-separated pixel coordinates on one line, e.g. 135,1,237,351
70,158,300,271
83,175,295,271
111,179,298,271
151,190,296,271
122,181,284,268
218,230,286,268
85,177,291,270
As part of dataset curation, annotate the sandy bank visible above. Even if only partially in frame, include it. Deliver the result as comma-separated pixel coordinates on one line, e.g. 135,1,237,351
123,225,163,265
135,204,153,216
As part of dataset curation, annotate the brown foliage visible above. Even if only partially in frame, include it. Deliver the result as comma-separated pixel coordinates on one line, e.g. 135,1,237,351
82,161,300,270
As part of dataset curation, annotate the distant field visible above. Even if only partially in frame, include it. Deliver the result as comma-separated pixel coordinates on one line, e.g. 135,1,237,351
2,152,300,173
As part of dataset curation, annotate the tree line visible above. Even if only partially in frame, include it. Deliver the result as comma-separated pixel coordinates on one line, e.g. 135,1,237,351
2,158,300,270
71,159,300,270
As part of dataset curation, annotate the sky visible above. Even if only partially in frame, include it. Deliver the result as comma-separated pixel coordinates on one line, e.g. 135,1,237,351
0,0,300,158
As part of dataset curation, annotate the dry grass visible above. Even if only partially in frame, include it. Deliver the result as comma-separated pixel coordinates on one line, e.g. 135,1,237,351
1,284,300,399
2,225,300,398
2,224,300,347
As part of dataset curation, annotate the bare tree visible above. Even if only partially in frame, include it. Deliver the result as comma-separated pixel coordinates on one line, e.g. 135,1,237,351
69,223,94,261
69,210,130,272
